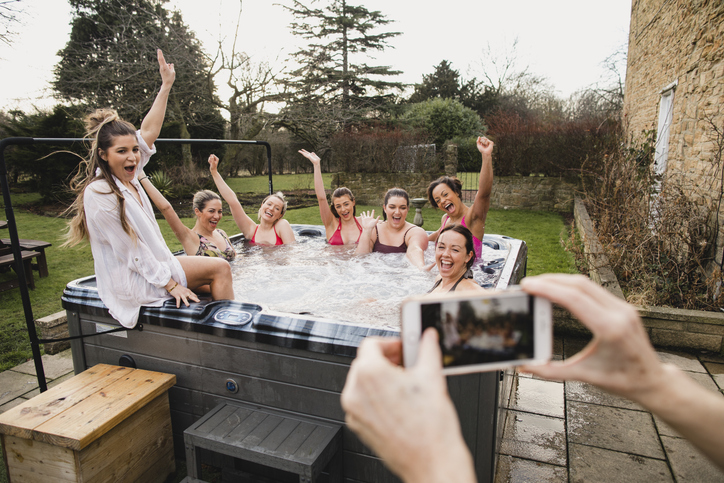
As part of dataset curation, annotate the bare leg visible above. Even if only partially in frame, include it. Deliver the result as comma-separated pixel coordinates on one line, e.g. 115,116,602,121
178,256,234,301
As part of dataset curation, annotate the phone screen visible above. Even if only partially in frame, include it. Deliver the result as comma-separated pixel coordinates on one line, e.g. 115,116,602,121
420,293,536,368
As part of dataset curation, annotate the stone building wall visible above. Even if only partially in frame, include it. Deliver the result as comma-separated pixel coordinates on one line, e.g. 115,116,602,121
623,0,724,267
333,172,578,212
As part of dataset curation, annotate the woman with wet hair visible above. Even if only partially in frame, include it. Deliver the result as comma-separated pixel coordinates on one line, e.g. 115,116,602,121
208,154,295,246
426,136,494,259
298,149,363,245
355,187,429,268
427,224,483,294
63,50,234,328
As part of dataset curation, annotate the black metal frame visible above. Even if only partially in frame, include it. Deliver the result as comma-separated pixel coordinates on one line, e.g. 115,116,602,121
0,136,272,392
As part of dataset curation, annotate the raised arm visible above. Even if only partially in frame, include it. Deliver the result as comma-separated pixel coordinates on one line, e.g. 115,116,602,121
299,149,336,234
139,49,175,148
467,136,493,239
208,154,256,238
521,274,724,471
137,168,197,254
354,210,379,255
405,226,430,269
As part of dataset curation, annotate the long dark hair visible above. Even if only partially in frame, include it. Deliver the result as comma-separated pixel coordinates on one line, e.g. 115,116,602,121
438,224,477,270
382,187,410,221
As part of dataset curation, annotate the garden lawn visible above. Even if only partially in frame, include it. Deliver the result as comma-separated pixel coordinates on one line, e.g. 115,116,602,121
0,177,575,372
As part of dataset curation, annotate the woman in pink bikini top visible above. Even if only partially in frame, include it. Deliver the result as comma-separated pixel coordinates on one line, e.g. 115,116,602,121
208,154,295,246
426,136,494,260
299,149,363,245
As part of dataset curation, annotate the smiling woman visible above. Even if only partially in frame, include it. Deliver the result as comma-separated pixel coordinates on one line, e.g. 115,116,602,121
209,154,296,246
61,50,234,329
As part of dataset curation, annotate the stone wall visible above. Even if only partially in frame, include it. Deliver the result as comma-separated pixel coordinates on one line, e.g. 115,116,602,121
333,172,579,212
624,0,724,269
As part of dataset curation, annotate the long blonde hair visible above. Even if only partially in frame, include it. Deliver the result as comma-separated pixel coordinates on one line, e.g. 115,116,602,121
63,109,138,247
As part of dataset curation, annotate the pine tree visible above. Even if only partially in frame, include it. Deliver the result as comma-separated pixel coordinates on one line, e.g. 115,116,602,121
277,0,404,147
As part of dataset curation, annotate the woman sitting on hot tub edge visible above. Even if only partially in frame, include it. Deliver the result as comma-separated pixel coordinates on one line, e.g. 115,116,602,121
355,187,429,269
208,154,295,246
428,224,484,295
298,149,362,245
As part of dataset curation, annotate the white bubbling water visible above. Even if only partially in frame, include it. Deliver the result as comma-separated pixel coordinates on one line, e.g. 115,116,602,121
230,235,507,329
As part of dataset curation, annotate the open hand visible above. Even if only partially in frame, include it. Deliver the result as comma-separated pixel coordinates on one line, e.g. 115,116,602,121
298,149,321,165
157,49,175,87
359,210,380,230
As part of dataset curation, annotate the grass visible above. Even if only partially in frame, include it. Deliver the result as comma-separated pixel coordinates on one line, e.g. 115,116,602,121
0,173,576,373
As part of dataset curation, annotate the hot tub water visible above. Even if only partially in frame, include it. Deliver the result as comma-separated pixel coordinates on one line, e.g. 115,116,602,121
229,226,511,329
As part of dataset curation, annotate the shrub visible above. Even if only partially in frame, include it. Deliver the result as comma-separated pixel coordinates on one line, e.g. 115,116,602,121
401,98,485,148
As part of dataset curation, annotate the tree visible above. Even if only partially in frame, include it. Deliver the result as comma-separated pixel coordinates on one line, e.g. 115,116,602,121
401,98,485,148
277,0,404,148
409,60,499,118
53,0,223,166
204,1,286,176
0,0,22,46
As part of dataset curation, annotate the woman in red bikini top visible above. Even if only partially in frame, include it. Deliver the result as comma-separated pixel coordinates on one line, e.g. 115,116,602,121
208,154,295,246
299,149,363,245
355,187,429,269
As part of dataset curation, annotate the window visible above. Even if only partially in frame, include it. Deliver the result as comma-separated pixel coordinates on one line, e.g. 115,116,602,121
654,81,677,178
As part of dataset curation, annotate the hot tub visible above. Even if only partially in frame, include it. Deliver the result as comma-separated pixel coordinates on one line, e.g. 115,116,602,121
62,224,527,482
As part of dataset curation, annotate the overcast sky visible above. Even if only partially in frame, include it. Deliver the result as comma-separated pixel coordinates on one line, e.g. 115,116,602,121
0,0,632,112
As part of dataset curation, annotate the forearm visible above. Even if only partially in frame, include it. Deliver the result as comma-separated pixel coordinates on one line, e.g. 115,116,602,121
476,150,493,200
636,364,724,469
399,440,476,483
211,170,238,204
355,230,374,255
140,83,172,146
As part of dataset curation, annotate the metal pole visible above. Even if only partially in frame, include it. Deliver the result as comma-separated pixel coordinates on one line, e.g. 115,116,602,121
1,136,271,393
0,137,47,392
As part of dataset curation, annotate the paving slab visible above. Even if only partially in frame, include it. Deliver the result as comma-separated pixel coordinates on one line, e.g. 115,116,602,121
499,409,566,466
657,350,706,373
565,380,642,411
0,370,38,406
568,443,673,483
494,455,567,483
12,349,74,380
703,361,724,391
567,401,664,459
507,376,564,419
660,435,724,482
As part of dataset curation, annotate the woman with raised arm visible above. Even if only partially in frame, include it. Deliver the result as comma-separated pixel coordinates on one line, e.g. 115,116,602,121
137,170,235,261
355,188,429,269
298,149,363,245
63,50,234,328
426,136,494,259
208,154,295,246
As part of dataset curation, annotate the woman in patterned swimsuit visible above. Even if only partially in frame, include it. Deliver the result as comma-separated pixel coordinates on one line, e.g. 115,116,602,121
138,169,236,262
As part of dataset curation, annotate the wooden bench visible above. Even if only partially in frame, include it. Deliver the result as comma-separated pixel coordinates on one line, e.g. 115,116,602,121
183,403,343,483
0,364,176,483
0,250,40,291
1,238,52,277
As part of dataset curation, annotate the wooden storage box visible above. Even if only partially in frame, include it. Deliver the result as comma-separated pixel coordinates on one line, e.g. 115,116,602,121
0,364,176,482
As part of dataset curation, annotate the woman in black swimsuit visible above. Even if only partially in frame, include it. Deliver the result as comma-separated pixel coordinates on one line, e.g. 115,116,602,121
428,224,483,294
355,188,429,268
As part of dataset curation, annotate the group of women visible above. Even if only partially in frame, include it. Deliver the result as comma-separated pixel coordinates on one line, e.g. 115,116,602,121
65,50,494,328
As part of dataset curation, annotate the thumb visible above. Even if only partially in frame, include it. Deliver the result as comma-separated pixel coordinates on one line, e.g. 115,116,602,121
414,328,444,375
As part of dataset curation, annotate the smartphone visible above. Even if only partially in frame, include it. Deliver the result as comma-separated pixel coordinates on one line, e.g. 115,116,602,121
401,287,552,375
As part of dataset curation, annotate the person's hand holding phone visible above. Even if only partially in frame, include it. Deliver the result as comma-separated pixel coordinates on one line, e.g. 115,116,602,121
341,329,476,483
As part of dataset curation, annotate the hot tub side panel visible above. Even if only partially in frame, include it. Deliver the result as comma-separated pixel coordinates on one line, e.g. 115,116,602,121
65,311,499,483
